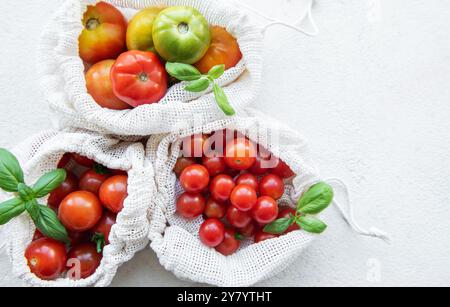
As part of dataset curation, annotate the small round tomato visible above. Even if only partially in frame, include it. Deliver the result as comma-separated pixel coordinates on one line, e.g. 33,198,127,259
215,228,240,256
182,134,208,158
180,165,210,194
85,60,130,110
225,138,256,171
174,157,196,177
48,172,79,210
59,191,103,232
79,169,109,195
71,153,95,168
195,26,242,74
254,231,278,243
57,153,72,169
209,174,236,202
79,2,127,63
259,174,285,200
99,175,128,214
111,50,168,107
199,218,225,247
278,207,300,233
252,197,279,225
126,7,164,52
272,160,295,179
176,192,206,219
25,238,67,280
67,243,102,280
203,198,227,219
92,211,117,245
226,206,252,229
230,184,257,212
249,147,278,176
202,156,226,177
235,173,259,191
238,221,259,238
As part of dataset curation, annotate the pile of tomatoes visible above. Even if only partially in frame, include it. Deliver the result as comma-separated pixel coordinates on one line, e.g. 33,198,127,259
25,153,128,281
82,2,242,110
175,130,299,256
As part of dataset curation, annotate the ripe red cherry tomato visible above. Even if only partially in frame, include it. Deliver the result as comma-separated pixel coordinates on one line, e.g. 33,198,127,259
79,169,109,195
180,165,210,194
173,157,196,177
111,50,168,107
238,221,259,238
272,159,295,179
226,206,252,228
230,184,257,212
259,174,285,200
99,175,128,213
48,172,79,210
176,193,206,219
278,207,300,233
59,191,103,232
215,228,241,256
225,138,256,171
202,156,226,177
203,198,227,219
92,211,117,245
254,231,279,243
67,243,102,280
182,134,208,158
252,196,279,225
235,173,259,191
249,147,278,176
25,238,67,280
71,153,95,168
209,174,236,202
199,218,225,247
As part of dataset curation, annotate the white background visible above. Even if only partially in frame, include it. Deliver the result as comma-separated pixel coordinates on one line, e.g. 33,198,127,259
0,0,449,287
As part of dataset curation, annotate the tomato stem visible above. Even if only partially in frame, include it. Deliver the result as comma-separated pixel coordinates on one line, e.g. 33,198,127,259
86,18,100,30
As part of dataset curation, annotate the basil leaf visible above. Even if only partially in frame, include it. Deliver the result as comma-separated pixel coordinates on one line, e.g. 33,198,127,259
17,183,35,201
0,198,25,225
185,77,211,93
0,148,24,192
263,217,294,235
32,169,66,198
297,182,334,214
208,64,225,80
166,62,202,81
213,83,236,116
27,201,69,243
297,216,328,234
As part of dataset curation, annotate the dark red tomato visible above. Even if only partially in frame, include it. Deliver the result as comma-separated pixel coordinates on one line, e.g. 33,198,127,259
202,156,226,177
57,153,72,169
67,243,102,280
25,238,67,280
182,134,208,158
249,147,278,176
48,172,79,210
79,169,109,195
71,153,95,168
225,138,256,171
203,198,227,219
259,174,285,200
176,193,206,219
272,159,295,179
68,231,91,246
252,196,279,225
254,231,279,243
209,174,236,202
238,221,260,238
92,211,116,245
226,206,252,229
215,228,240,256
235,173,259,191
99,175,128,214
111,169,128,176
173,157,196,177
278,207,300,233
199,218,225,247
59,191,103,232
230,184,257,212
33,229,44,241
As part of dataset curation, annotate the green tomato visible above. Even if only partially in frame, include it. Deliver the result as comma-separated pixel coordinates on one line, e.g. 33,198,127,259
153,6,211,64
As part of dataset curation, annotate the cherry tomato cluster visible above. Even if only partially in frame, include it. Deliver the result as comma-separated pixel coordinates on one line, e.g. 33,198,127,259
175,130,297,256
25,153,128,281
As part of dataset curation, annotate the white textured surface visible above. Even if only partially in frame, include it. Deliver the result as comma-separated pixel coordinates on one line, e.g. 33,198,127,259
1,0,449,287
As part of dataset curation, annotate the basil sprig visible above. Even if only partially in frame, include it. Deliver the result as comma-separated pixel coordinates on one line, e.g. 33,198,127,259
264,182,334,235
165,63,236,116
0,148,69,243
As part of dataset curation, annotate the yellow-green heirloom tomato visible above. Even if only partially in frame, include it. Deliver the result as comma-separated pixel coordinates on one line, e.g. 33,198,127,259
126,7,165,52
152,6,212,64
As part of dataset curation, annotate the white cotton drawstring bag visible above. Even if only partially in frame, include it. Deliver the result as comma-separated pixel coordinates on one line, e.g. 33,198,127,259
0,129,155,287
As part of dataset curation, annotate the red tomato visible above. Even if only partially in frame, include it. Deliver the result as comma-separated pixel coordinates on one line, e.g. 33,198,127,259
48,172,79,210
176,193,206,219
57,153,72,169
85,60,130,110
79,169,109,195
203,198,227,219
92,211,117,245
79,2,127,64
226,206,252,228
249,147,278,176
71,153,95,168
25,238,67,280
111,169,128,176
111,50,168,107
215,228,240,256
182,134,208,158
259,174,285,200
238,221,259,238
99,175,128,213
202,156,226,177
235,173,259,191
209,174,236,202
272,160,295,179
67,243,102,280
230,184,257,212
59,191,103,232
173,157,196,177
180,165,210,194
225,138,256,171
199,218,225,247
33,229,44,241
278,207,300,233
252,196,279,225
254,231,279,243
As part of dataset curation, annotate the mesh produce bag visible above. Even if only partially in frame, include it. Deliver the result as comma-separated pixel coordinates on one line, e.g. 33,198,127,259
0,129,155,287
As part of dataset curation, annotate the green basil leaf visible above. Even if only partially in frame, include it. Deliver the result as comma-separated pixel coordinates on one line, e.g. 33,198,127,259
165,62,202,81
17,183,35,201
0,198,25,225
213,83,236,116
27,202,69,243
208,64,225,79
0,148,24,192
263,217,295,235
297,216,328,234
32,169,67,198
185,77,211,93
297,182,334,214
